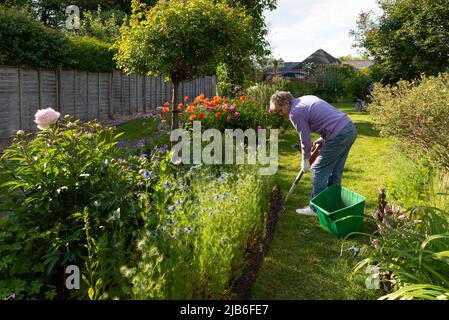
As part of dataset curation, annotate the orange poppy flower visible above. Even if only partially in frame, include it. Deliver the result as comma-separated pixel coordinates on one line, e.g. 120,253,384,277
163,101,171,107
191,106,197,112
198,113,205,119
189,114,196,121
184,96,189,102
215,112,221,118
240,96,246,101
178,103,183,110
162,107,170,113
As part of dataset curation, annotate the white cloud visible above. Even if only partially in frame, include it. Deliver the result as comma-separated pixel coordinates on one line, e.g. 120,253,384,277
263,0,380,61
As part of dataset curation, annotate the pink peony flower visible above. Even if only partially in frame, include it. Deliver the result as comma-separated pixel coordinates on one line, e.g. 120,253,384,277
234,112,240,117
226,115,232,121
34,107,60,130
229,105,236,111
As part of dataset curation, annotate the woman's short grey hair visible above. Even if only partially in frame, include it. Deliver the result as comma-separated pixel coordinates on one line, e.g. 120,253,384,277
270,91,294,112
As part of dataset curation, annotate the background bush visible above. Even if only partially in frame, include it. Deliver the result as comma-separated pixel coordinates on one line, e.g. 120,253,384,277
0,5,116,71
368,73,449,170
66,35,116,72
0,6,69,68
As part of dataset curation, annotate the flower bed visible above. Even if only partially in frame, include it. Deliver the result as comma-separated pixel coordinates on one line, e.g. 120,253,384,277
0,107,275,299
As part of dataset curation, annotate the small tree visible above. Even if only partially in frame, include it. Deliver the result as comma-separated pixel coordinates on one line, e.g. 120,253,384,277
113,0,254,132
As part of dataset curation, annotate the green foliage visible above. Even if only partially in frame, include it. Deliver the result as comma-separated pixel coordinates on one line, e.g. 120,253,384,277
66,35,116,72
0,118,149,299
245,77,289,107
114,0,254,83
123,165,273,299
368,73,449,170
286,81,317,97
0,113,274,299
351,202,449,300
0,5,116,71
79,6,128,43
351,0,449,83
386,155,435,211
342,68,373,101
0,6,70,68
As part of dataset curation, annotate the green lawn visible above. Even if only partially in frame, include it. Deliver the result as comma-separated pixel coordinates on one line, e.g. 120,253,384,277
250,104,394,300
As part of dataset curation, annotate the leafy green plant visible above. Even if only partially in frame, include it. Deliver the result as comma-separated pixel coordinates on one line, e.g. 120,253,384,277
350,174,449,300
245,77,289,107
0,117,147,299
369,73,449,170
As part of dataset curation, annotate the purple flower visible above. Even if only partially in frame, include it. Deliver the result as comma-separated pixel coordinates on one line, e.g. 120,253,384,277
167,219,174,226
142,171,155,179
168,205,176,212
163,181,172,189
117,140,126,148
127,166,133,171
140,153,148,160
136,139,145,148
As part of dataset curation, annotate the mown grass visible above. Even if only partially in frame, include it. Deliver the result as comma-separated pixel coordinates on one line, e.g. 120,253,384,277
250,104,395,300
114,117,169,147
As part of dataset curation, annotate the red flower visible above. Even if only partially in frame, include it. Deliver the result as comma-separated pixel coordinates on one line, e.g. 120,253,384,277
161,114,167,119
189,114,196,121
178,103,183,110
162,107,170,113
240,95,246,101
184,96,189,102
198,113,205,119
226,115,231,121
163,101,171,107
215,112,221,118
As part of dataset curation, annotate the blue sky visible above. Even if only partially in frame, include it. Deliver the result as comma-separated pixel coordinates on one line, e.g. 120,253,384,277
263,0,380,62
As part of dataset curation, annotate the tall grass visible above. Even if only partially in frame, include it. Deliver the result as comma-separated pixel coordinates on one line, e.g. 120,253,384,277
245,77,289,107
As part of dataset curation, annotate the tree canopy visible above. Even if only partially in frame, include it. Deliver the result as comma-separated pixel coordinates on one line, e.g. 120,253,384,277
351,0,449,83
113,0,255,130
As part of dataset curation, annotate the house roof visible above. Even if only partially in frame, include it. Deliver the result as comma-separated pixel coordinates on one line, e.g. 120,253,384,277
342,60,375,70
265,61,302,74
295,49,340,68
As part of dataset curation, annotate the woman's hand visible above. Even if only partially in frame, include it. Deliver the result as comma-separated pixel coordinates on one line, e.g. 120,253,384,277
301,157,311,172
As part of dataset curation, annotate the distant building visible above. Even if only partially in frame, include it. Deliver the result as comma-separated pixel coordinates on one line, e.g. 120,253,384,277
264,49,374,81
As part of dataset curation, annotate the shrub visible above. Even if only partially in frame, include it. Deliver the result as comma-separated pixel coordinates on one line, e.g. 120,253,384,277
0,6,69,68
245,77,289,107
368,73,449,170
342,68,373,102
0,6,117,72
66,35,116,72
0,117,150,299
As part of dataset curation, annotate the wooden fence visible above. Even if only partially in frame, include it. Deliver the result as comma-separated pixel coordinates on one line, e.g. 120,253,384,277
0,65,217,145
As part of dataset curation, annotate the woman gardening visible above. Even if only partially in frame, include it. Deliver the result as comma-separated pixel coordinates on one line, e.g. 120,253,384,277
269,92,357,215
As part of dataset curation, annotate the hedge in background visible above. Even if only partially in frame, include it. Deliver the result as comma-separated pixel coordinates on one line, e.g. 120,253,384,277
0,6,69,69
0,6,115,72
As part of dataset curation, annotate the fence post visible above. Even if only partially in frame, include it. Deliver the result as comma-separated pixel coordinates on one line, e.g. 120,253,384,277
86,71,89,121
143,75,146,112
17,67,22,129
97,72,100,121
37,68,42,108
108,72,113,119
74,70,77,119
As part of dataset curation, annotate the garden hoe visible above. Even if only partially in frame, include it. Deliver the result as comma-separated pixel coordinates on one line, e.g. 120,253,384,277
281,143,322,213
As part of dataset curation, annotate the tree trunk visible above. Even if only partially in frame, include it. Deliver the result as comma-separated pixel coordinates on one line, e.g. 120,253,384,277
171,81,180,132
